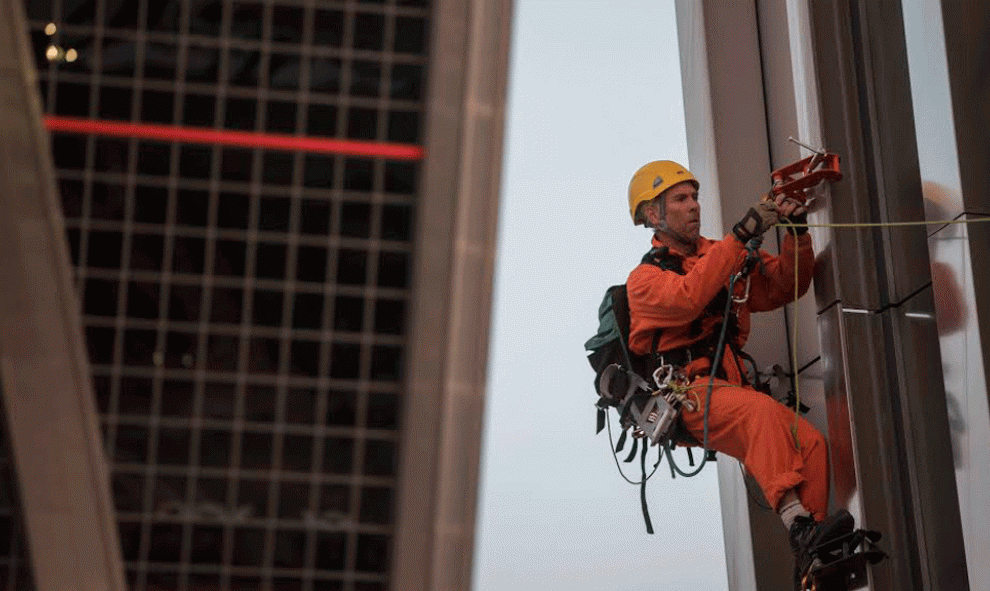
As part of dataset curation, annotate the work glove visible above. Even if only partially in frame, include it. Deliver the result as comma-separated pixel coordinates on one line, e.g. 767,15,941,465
776,194,809,235
782,209,808,235
733,200,778,243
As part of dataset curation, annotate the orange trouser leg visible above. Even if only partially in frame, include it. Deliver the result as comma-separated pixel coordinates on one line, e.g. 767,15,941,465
679,377,830,521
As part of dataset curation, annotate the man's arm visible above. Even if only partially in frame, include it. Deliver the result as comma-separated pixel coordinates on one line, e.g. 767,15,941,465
626,236,746,325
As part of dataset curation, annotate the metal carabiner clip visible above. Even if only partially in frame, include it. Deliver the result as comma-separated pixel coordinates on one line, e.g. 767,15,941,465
652,364,676,391
732,273,752,304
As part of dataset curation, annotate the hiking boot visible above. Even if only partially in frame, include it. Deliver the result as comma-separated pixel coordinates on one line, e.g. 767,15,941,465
790,510,855,590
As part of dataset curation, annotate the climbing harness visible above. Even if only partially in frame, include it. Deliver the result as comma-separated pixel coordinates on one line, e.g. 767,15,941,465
588,235,767,527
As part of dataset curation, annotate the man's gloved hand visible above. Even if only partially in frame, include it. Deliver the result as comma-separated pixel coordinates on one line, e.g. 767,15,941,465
733,199,779,243
776,195,809,236
782,209,808,235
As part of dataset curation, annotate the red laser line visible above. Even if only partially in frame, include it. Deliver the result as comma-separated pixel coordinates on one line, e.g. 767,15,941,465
44,115,425,160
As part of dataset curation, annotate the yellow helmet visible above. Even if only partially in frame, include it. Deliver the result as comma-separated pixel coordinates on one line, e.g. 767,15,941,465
627,160,699,224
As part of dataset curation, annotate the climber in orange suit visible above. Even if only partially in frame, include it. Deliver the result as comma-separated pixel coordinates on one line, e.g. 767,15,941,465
624,160,852,584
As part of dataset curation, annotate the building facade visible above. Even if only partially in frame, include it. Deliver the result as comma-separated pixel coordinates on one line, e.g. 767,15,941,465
0,0,511,589
674,0,989,590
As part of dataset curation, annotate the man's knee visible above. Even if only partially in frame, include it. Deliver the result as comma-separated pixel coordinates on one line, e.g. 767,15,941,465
744,391,785,419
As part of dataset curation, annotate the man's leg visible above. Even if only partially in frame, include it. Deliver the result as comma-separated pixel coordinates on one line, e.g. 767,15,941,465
678,377,828,518
678,377,851,589
778,489,810,529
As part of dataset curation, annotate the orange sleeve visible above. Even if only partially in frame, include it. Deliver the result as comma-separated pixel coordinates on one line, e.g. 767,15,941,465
745,232,815,312
626,235,746,329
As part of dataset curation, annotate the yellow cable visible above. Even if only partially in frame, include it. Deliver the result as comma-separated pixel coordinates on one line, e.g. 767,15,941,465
778,215,990,229
792,227,801,447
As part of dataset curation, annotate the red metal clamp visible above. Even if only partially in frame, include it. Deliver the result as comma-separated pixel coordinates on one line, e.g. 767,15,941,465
770,144,842,203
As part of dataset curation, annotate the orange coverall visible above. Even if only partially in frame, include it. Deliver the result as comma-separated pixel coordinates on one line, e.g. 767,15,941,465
626,231,828,520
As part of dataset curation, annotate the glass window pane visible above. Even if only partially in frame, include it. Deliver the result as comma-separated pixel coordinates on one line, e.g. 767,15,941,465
186,45,220,83
353,13,385,51
169,284,203,321
314,11,344,47
329,344,361,379
190,0,223,36
394,17,428,55
256,243,288,279
272,6,305,43
269,54,301,91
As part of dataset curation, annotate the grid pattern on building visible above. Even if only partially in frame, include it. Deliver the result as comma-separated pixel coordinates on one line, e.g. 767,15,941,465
0,390,35,591
24,0,429,589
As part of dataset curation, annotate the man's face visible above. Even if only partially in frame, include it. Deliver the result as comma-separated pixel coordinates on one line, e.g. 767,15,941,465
657,181,700,245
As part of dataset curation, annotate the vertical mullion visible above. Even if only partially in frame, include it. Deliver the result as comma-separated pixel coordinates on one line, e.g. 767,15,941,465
214,0,249,583
339,1,361,588
253,3,280,587
295,1,322,587
180,26,219,588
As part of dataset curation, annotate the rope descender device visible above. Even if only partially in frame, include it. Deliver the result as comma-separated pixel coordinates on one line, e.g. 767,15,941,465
771,137,843,204
633,364,690,445
597,363,681,447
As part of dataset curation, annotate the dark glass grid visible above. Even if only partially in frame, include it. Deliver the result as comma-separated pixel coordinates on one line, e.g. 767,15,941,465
28,0,428,588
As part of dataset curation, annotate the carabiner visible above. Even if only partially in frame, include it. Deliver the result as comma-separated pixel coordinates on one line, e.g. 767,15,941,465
732,273,752,304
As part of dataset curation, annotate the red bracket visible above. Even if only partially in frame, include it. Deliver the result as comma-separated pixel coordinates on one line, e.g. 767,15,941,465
770,152,842,202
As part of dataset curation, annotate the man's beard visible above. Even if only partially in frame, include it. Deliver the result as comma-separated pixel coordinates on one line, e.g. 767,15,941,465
657,222,698,252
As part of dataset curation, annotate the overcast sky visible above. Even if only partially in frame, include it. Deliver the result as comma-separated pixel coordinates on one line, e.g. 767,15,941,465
472,1,729,590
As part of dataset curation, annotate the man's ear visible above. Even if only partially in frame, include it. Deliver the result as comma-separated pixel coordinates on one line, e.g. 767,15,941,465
644,201,662,227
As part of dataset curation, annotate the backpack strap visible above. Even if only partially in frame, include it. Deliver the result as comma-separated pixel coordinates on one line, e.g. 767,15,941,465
639,439,654,534
640,246,684,272
640,246,683,373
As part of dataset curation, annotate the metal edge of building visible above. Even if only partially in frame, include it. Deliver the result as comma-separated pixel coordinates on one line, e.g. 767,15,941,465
390,0,514,590
0,2,126,590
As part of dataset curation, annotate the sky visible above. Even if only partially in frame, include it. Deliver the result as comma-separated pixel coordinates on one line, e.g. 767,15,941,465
472,1,729,590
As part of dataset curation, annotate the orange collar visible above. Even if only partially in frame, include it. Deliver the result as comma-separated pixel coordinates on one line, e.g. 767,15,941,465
651,232,716,257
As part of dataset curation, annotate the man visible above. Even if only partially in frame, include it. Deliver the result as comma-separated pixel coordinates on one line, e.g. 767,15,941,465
624,160,852,586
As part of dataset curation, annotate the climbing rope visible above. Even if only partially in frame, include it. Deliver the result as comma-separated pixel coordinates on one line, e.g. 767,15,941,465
662,237,764,478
